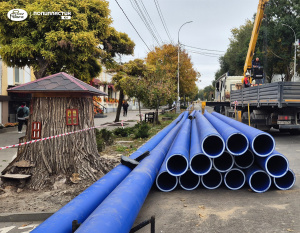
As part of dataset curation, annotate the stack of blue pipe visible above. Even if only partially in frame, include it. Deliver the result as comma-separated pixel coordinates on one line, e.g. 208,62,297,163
33,109,295,233
156,110,295,193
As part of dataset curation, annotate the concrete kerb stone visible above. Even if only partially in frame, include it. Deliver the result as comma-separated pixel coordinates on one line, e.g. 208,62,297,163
0,212,53,222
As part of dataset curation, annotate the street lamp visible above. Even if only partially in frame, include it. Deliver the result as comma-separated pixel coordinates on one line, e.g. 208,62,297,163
282,23,297,81
177,21,193,113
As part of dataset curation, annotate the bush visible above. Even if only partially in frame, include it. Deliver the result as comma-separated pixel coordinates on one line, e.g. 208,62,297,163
113,127,134,137
99,128,114,145
134,122,150,139
95,128,114,152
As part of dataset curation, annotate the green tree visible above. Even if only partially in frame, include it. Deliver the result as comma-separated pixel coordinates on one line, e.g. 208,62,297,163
0,0,135,81
146,44,199,101
143,65,176,124
120,59,148,122
215,20,253,79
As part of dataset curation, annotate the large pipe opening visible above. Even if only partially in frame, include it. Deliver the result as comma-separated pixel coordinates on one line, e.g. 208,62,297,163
252,134,275,157
224,169,245,190
249,171,271,193
227,133,248,155
156,171,178,192
166,154,188,176
213,151,234,173
273,170,296,190
235,150,254,169
265,154,289,178
190,153,212,175
202,135,225,158
201,169,222,189
179,170,200,191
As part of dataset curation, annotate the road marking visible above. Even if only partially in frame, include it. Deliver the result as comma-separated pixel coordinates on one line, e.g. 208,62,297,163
0,227,15,233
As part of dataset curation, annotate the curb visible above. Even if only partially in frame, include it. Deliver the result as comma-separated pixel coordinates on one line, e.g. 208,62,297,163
0,212,53,222
0,126,18,134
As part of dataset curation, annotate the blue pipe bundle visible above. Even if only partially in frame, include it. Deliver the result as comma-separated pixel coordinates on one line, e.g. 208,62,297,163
39,109,296,232
211,112,275,157
155,110,294,194
33,112,186,233
75,112,189,233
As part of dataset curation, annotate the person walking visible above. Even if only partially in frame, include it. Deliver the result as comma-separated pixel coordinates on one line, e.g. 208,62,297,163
122,100,129,117
17,102,29,133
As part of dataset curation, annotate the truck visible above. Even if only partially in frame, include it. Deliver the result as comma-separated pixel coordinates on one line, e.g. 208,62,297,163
211,0,300,133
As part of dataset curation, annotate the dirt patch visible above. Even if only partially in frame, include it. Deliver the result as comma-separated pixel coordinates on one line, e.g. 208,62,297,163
0,154,120,214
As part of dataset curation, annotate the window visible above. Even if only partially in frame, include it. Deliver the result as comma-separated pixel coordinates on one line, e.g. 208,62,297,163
15,67,19,83
66,109,79,125
108,87,113,98
31,122,42,139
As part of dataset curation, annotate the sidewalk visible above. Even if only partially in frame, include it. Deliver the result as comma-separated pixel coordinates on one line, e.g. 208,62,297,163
0,109,153,173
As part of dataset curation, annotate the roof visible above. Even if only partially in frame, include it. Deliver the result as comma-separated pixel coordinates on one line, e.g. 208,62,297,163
7,72,107,96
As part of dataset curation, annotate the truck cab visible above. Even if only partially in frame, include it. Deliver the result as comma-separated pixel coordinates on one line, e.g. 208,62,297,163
215,73,243,102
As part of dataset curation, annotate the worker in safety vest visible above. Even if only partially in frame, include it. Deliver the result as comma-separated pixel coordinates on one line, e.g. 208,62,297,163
243,72,251,88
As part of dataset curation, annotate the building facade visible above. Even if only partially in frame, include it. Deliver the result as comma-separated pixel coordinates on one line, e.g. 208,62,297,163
0,60,34,124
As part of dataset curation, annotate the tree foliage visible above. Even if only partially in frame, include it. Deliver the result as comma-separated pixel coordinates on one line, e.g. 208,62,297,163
0,0,135,81
146,44,199,100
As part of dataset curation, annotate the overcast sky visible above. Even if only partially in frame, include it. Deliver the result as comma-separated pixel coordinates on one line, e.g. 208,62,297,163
106,0,258,89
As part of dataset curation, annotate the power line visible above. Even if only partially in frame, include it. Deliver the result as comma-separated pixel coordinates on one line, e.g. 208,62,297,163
153,0,173,43
114,0,151,51
186,49,222,58
182,44,225,53
138,0,163,43
129,0,161,46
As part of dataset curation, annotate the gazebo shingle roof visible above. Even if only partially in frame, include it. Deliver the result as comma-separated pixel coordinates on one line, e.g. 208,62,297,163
8,72,107,96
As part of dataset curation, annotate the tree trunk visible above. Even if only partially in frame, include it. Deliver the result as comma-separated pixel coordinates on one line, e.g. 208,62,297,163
138,99,142,122
115,90,124,122
33,58,51,79
3,96,106,190
154,101,160,125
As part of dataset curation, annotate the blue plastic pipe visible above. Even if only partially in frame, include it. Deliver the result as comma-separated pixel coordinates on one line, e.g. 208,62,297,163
203,111,248,156
256,151,289,178
195,111,225,158
211,112,275,157
156,171,178,192
75,111,189,233
212,151,234,173
246,165,271,193
224,168,245,190
189,119,212,175
201,169,223,189
234,149,254,169
273,169,296,190
179,170,200,191
33,112,185,233
166,119,191,176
